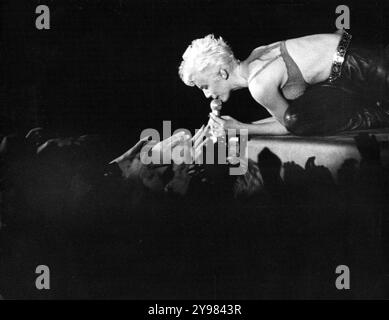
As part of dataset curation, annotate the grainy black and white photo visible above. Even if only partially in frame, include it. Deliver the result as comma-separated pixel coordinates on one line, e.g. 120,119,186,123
1,0,389,302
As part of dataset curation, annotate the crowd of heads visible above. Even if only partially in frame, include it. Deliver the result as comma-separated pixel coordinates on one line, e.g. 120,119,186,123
1,129,389,298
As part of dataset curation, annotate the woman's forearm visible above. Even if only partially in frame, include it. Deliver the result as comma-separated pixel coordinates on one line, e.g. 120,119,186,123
242,120,290,135
251,116,278,125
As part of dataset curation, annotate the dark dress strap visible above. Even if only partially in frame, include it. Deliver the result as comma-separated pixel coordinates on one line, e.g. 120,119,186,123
279,41,308,100
246,43,282,84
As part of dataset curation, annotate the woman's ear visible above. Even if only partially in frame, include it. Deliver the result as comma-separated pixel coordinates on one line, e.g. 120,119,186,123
219,69,229,80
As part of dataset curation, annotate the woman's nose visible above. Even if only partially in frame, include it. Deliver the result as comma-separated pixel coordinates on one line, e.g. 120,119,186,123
203,89,211,98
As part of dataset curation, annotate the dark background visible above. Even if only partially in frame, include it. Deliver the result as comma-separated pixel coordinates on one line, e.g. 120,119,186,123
1,0,388,139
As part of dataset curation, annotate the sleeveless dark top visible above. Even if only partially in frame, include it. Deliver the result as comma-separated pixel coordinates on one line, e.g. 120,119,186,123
247,41,308,100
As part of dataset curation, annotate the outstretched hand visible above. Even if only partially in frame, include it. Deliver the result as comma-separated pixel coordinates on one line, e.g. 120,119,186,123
109,135,152,164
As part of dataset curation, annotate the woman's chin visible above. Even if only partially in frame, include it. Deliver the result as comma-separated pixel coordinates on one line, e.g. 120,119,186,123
220,94,229,103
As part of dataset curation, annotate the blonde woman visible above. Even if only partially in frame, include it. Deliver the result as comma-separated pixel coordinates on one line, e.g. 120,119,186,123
179,31,389,136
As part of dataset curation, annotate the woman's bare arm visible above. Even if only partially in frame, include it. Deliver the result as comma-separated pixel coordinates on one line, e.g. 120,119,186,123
248,73,291,135
209,56,293,136
245,120,289,135
251,116,277,125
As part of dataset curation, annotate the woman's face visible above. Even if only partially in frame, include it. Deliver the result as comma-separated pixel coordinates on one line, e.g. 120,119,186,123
193,69,231,102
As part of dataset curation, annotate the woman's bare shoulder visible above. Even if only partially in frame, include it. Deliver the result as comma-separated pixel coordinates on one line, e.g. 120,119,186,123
247,41,282,61
288,32,341,48
248,32,340,59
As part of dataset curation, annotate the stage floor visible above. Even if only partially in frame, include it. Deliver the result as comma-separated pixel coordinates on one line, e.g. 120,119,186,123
248,128,389,181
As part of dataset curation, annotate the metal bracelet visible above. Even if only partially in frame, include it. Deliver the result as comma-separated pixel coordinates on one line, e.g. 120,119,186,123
328,30,352,83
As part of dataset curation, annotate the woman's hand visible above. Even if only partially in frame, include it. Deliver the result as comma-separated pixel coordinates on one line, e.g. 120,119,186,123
208,113,243,133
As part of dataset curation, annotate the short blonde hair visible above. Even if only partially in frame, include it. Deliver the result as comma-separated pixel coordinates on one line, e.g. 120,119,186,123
178,34,236,86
